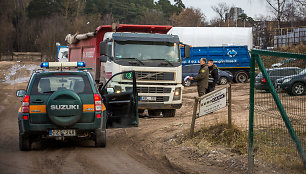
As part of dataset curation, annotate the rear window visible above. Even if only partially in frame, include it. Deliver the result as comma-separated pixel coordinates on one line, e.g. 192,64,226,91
30,74,93,95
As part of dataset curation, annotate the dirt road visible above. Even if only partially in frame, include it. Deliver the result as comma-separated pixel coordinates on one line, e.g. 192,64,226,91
0,61,282,174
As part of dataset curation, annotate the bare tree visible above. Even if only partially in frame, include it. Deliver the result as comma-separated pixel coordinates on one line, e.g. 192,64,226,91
170,7,206,27
211,2,230,23
266,0,288,29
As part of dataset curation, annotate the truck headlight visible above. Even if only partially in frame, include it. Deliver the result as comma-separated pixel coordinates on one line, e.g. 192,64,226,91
282,78,291,84
114,86,122,93
173,87,181,100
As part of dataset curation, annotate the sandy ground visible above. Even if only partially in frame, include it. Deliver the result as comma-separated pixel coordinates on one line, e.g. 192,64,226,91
0,61,294,173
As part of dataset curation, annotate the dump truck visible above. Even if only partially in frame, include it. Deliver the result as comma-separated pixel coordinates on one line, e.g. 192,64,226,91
66,24,189,117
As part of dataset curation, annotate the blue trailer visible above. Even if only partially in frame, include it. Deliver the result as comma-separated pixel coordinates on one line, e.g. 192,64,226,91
181,45,250,83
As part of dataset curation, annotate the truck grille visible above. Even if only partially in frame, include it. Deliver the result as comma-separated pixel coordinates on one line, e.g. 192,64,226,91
135,71,175,81
137,87,171,93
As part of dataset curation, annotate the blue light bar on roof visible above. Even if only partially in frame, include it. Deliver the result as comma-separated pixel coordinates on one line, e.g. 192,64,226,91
40,62,49,68
77,62,86,67
40,62,86,68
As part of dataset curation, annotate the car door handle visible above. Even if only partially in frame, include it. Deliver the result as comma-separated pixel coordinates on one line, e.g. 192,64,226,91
32,100,44,103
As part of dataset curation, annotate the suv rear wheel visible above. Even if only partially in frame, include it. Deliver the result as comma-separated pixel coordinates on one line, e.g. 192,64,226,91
95,129,106,147
19,134,31,151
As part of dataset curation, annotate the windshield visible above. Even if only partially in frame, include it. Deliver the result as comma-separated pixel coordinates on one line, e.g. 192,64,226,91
114,41,180,62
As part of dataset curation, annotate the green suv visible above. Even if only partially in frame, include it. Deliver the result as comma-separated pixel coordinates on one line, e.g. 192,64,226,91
17,62,138,151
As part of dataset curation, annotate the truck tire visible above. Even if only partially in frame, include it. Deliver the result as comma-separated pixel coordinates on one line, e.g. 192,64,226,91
234,71,248,83
163,109,175,117
95,129,106,148
19,134,31,151
148,110,161,116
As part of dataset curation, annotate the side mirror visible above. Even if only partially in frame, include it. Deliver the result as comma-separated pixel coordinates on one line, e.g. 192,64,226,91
100,55,107,63
184,45,190,58
100,41,108,56
16,90,26,97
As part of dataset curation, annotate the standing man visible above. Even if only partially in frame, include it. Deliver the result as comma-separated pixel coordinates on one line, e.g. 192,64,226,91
207,60,218,93
189,58,209,97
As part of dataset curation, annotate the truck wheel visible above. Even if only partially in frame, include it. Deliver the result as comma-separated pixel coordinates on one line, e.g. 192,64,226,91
95,129,106,148
138,109,144,114
19,134,31,151
219,77,228,85
163,109,176,117
290,82,305,96
184,79,191,87
234,71,248,83
148,110,161,116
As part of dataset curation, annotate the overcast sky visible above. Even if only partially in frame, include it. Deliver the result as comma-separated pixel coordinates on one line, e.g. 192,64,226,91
169,0,273,21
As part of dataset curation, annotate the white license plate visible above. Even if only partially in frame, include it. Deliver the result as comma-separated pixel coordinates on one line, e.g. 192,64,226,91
140,96,156,101
49,129,76,136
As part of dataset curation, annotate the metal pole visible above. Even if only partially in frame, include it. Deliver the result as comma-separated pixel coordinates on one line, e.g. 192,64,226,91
228,84,232,128
190,97,198,137
248,53,256,174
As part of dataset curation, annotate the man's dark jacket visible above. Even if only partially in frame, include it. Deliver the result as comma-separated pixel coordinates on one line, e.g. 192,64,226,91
194,64,209,96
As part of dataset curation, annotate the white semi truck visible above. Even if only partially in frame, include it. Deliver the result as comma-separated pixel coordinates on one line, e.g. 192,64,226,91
66,24,190,117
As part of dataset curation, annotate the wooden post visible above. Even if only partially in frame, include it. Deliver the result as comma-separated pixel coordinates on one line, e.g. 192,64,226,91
228,84,232,128
190,97,199,137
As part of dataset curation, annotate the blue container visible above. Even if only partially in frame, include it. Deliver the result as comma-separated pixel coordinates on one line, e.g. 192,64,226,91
181,46,251,83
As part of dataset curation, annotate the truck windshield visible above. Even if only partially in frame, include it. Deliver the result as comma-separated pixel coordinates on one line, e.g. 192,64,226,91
114,41,180,62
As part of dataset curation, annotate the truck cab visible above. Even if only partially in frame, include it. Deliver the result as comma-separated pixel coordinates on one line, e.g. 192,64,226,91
100,32,185,117
68,25,189,117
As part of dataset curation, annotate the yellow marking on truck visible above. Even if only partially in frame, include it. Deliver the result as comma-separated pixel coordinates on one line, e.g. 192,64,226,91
29,105,46,113
83,104,94,112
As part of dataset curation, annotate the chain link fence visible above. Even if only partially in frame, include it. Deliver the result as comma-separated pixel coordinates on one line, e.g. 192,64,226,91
249,50,306,173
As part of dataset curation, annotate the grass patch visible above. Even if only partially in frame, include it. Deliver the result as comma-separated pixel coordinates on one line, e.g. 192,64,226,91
176,123,248,155
174,124,305,172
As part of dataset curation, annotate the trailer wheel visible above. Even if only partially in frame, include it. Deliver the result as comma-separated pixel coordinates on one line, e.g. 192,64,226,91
234,71,248,83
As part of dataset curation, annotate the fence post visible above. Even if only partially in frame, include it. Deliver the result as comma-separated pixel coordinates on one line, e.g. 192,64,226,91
228,84,232,128
248,53,256,174
190,97,198,138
